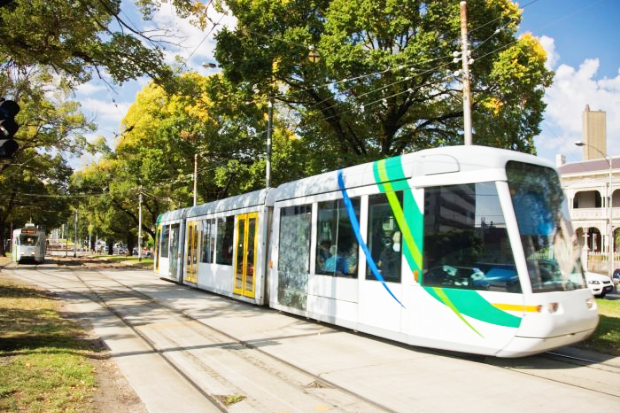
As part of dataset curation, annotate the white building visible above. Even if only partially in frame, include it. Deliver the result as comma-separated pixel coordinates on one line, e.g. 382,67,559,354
557,105,617,273
558,158,619,273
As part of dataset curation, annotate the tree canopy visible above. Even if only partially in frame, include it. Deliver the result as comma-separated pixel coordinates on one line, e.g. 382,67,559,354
70,71,312,251
0,0,209,85
0,68,95,254
215,0,553,166
2,0,555,253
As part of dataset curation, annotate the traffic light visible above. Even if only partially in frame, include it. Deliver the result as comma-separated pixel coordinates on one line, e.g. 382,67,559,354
0,98,20,159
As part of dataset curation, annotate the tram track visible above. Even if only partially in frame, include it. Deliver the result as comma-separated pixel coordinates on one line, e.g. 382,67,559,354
10,261,392,413
545,350,620,372
5,259,620,410
469,344,620,400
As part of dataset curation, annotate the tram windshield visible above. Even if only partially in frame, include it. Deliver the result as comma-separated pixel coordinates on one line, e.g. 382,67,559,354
506,161,587,293
19,235,38,246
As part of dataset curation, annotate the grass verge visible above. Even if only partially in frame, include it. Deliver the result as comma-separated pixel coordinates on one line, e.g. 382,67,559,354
577,298,620,356
0,275,102,412
92,255,154,267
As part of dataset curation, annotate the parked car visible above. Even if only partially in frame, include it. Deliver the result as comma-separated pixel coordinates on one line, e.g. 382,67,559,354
612,269,620,288
585,272,614,298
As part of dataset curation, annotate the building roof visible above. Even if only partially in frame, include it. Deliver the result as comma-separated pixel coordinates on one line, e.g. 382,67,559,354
558,157,620,175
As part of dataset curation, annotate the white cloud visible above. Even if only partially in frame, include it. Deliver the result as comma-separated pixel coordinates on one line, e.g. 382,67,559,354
75,82,107,96
79,97,131,130
535,53,620,164
539,35,558,70
68,3,238,170
149,3,236,71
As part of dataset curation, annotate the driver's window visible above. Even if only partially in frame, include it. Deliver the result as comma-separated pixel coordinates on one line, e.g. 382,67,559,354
423,183,520,293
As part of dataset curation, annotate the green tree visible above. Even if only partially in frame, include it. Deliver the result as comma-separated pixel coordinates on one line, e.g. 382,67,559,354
0,69,95,255
70,71,312,251
117,72,310,202
215,0,553,168
71,160,147,255
0,0,210,85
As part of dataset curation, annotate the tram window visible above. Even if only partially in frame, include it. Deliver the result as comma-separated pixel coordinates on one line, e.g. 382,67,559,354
201,219,215,263
278,205,312,310
155,227,161,257
423,183,520,293
215,216,234,265
367,192,403,283
20,236,37,246
507,161,586,293
161,226,170,258
316,198,360,278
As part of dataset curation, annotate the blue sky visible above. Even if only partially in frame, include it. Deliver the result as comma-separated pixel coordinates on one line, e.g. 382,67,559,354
519,0,620,164
73,0,620,167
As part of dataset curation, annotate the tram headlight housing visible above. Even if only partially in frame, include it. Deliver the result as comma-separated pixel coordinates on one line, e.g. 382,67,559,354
586,298,596,309
536,303,559,313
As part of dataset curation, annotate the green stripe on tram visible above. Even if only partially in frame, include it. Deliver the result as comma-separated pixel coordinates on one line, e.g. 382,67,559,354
373,158,423,274
425,287,522,329
372,156,522,331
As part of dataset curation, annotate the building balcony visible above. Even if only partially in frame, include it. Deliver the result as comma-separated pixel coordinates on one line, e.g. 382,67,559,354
570,207,620,222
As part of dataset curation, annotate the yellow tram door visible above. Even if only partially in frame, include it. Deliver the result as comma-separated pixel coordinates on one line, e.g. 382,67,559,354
185,221,199,283
233,213,258,298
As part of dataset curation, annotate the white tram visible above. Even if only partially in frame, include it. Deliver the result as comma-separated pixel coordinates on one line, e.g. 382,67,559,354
12,223,47,264
155,145,599,357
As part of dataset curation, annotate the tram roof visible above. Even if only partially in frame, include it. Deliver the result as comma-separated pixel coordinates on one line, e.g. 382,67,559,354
273,145,553,201
186,188,271,218
158,207,190,223
158,146,553,218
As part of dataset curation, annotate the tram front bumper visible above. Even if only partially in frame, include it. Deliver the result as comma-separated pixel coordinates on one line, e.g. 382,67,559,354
497,290,599,358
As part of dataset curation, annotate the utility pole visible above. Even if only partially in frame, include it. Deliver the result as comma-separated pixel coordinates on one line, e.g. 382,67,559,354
266,98,273,189
460,1,473,145
73,209,78,258
193,154,198,207
138,185,143,262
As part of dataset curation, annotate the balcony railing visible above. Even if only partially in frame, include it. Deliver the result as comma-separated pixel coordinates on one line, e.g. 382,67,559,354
571,207,620,221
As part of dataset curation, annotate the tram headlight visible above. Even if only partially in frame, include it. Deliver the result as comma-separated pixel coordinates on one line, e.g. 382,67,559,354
547,303,559,313
536,303,559,313
586,298,596,309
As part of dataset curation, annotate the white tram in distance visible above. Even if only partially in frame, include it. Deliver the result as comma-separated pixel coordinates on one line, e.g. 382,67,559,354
12,223,47,264
155,145,599,357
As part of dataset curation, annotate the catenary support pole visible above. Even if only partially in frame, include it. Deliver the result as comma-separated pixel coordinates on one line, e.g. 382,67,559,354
460,1,473,145
138,185,143,262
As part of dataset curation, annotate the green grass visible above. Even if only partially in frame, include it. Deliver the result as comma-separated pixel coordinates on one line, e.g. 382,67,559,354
0,276,101,412
577,298,620,356
102,256,154,267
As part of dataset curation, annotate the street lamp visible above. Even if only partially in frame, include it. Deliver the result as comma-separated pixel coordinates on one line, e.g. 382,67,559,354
308,46,320,63
575,141,614,277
